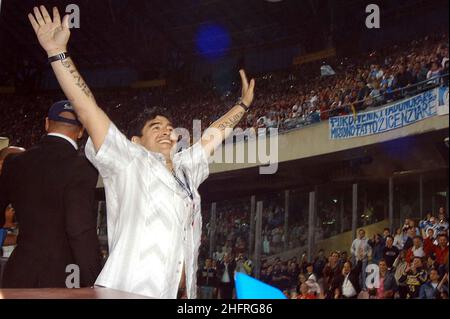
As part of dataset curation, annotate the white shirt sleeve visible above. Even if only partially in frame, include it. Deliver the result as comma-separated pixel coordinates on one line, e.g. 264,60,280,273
176,141,210,190
85,122,139,178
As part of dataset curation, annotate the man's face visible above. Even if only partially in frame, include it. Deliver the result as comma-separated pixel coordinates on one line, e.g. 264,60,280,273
133,116,177,157
205,259,212,268
439,236,448,247
386,237,393,247
413,258,422,269
300,283,309,294
329,253,338,263
359,230,365,239
412,237,420,247
5,206,15,223
379,261,387,273
429,270,439,282
342,262,351,275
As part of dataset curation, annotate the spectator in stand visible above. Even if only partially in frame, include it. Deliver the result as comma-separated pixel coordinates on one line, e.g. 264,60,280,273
393,227,405,250
409,220,421,236
434,234,449,271
403,228,416,251
350,229,371,289
399,256,428,299
313,249,327,280
339,251,349,269
437,207,449,233
394,250,409,299
296,273,307,294
396,64,416,90
383,235,400,269
287,259,300,286
441,60,449,86
438,273,449,299
368,81,384,106
217,253,236,299
332,259,363,299
424,228,437,257
427,61,442,85
298,252,309,274
270,263,283,291
405,236,425,263
323,251,342,298
305,263,317,282
369,233,385,265
419,268,443,299
425,216,440,239
0,146,25,256
382,228,391,239
297,282,316,299
417,61,430,83
380,68,396,101
419,213,433,235
370,259,398,299
355,81,370,110
197,258,218,299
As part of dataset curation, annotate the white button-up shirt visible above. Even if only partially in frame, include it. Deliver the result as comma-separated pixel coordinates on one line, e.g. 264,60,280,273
85,123,209,299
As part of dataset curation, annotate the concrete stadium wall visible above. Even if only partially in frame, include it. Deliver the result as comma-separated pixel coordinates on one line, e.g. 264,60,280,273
266,220,390,262
314,220,390,257
0,137,9,151
209,113,449,174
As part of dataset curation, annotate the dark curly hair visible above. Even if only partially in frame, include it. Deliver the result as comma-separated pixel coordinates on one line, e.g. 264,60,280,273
126,108,174,139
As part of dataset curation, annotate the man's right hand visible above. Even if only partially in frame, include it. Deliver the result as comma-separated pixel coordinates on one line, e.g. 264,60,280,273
28,6,70,57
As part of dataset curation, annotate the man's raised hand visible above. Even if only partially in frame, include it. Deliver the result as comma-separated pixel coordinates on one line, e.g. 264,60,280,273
239,69,255,108
28,6,70,57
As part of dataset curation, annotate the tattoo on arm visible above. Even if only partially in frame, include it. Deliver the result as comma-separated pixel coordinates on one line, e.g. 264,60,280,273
215,110,245,131
60,59,93,99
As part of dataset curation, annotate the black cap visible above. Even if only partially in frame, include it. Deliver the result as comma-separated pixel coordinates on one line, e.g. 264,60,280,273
48,100,82,127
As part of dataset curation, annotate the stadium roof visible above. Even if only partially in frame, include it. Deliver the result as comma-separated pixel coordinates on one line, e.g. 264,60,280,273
0,0,447,72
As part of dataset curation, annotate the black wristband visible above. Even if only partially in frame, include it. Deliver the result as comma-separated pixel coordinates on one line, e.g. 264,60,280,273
237,100,250,112
48,52,70,64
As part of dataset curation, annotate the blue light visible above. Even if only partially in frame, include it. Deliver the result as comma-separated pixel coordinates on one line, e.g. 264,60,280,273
195,23,231,58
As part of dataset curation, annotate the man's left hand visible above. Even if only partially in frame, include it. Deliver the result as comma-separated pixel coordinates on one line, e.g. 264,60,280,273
239,69,255,107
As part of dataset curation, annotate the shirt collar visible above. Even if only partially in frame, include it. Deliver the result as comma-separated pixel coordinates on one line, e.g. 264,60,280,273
146,149,182,172
47,133,78,150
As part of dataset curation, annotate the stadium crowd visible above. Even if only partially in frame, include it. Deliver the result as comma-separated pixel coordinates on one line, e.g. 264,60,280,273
197,207,449,299
1,33,448,150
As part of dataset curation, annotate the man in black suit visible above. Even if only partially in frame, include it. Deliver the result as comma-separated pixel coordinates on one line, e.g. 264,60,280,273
216,253,236,299
0,100,101,288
